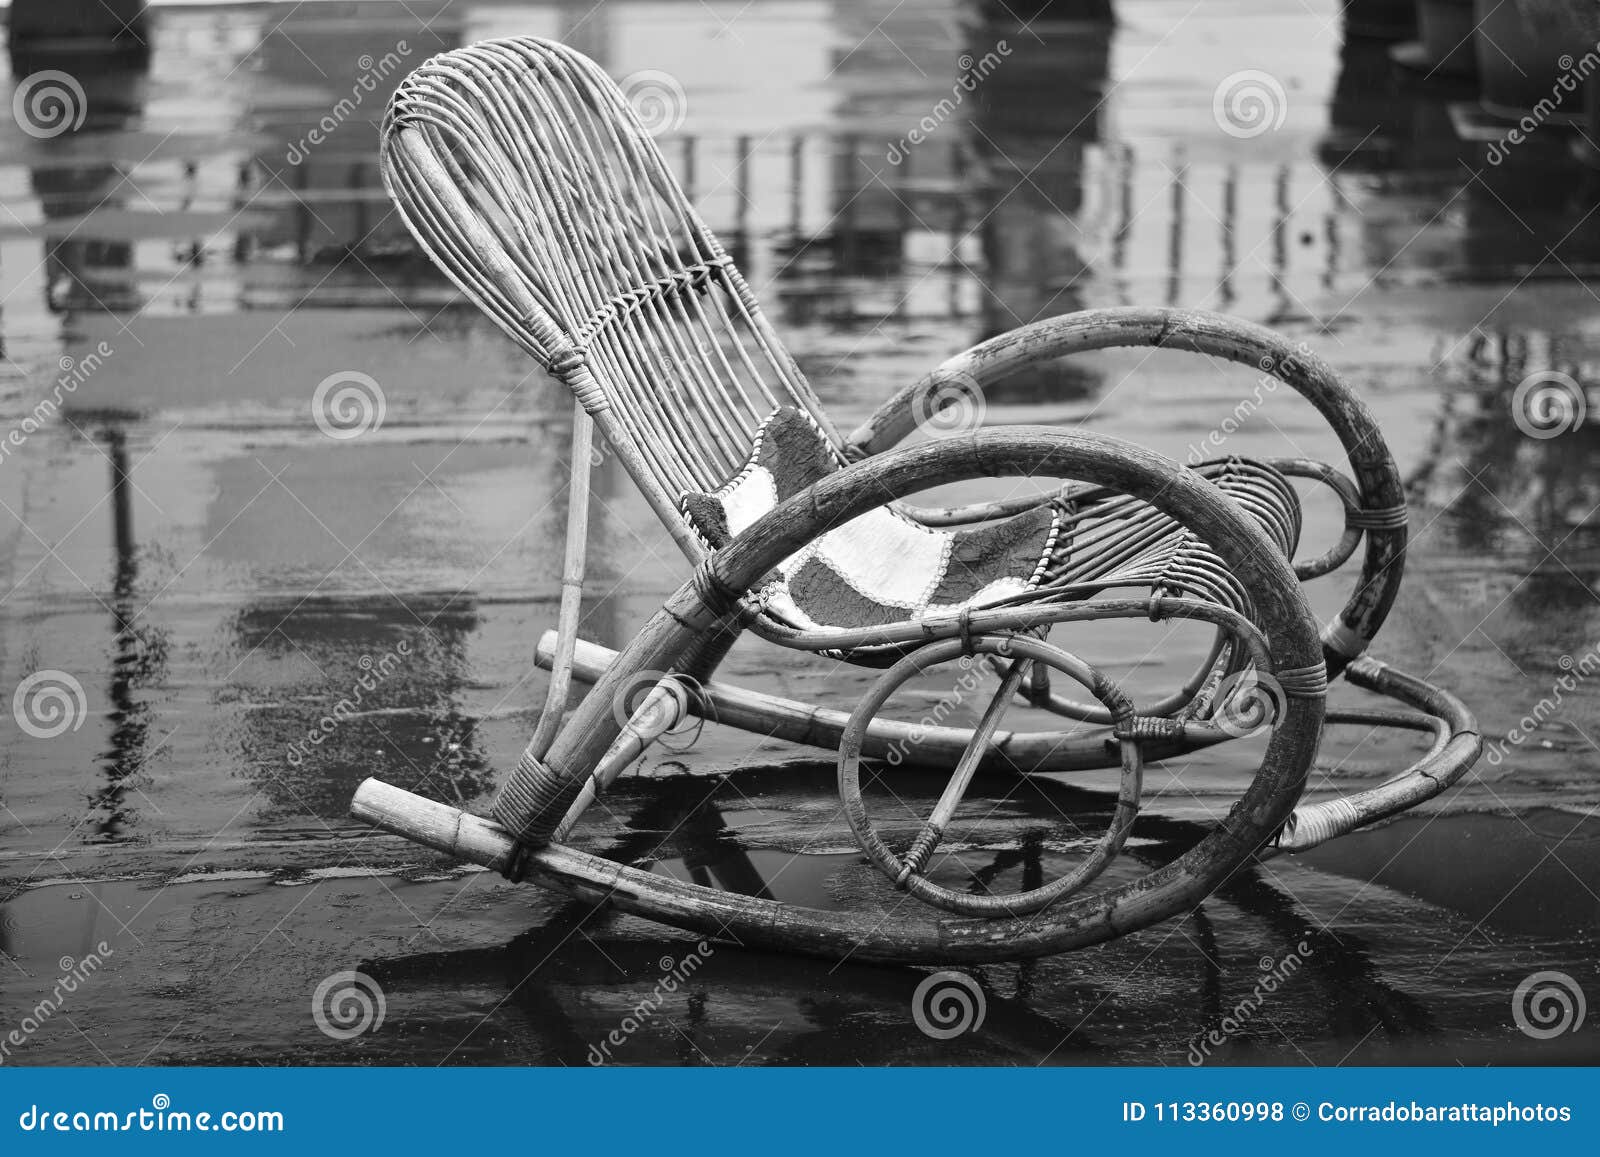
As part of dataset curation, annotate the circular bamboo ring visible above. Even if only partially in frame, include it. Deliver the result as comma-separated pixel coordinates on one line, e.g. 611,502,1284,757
839,634,1143,917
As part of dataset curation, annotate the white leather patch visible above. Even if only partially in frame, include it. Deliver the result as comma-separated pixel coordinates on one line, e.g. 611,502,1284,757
810,507,949,608
717,465,780,538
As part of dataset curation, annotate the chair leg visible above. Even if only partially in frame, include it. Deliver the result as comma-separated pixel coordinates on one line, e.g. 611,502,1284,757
524,400,596,762
550,674,693,842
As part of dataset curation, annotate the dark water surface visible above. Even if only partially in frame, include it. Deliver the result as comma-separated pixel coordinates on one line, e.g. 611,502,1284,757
1,0,1597,1065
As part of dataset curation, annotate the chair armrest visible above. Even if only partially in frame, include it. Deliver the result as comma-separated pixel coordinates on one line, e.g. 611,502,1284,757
845,306,1406,676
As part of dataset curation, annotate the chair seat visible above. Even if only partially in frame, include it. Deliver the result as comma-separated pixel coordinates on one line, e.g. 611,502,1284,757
680,407,1302,637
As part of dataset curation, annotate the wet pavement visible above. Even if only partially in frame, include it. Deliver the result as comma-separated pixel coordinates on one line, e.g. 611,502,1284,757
0,0,1597,1065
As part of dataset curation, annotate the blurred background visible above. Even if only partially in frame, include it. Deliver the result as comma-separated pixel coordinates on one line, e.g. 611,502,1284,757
0,0,1597,1066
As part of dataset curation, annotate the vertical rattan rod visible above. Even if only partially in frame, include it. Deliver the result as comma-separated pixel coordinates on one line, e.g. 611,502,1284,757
527,399,596,761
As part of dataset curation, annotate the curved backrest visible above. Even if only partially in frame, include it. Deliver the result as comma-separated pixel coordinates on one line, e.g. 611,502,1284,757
381,37,842,550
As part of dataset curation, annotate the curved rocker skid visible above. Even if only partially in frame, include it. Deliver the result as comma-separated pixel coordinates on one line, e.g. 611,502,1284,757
848,307,1409,680
357,429,1330,961
349,655,1476,963
1264,655,1481,856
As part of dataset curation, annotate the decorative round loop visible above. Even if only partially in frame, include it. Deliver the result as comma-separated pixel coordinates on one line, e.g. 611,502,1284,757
838,634,1143,918
1263,457,1363,581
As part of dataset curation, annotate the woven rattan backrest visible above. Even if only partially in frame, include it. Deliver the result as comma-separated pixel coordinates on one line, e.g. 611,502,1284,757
381,37,842,550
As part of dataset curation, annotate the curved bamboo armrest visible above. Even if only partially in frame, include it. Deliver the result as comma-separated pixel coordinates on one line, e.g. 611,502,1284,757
845,307,1406,678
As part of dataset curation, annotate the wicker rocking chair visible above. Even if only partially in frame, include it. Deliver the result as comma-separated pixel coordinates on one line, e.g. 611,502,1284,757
351,37,1481,963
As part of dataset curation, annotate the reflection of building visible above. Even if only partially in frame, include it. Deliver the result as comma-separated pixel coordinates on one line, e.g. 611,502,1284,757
1339,0,1417,42
1320,25,1475,174
801,1,1113,344
246,0,457,264
1314,27,1600,283
970,20,1112,337
15,53,150,315
1414,329,1600,654
6,0,150,75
